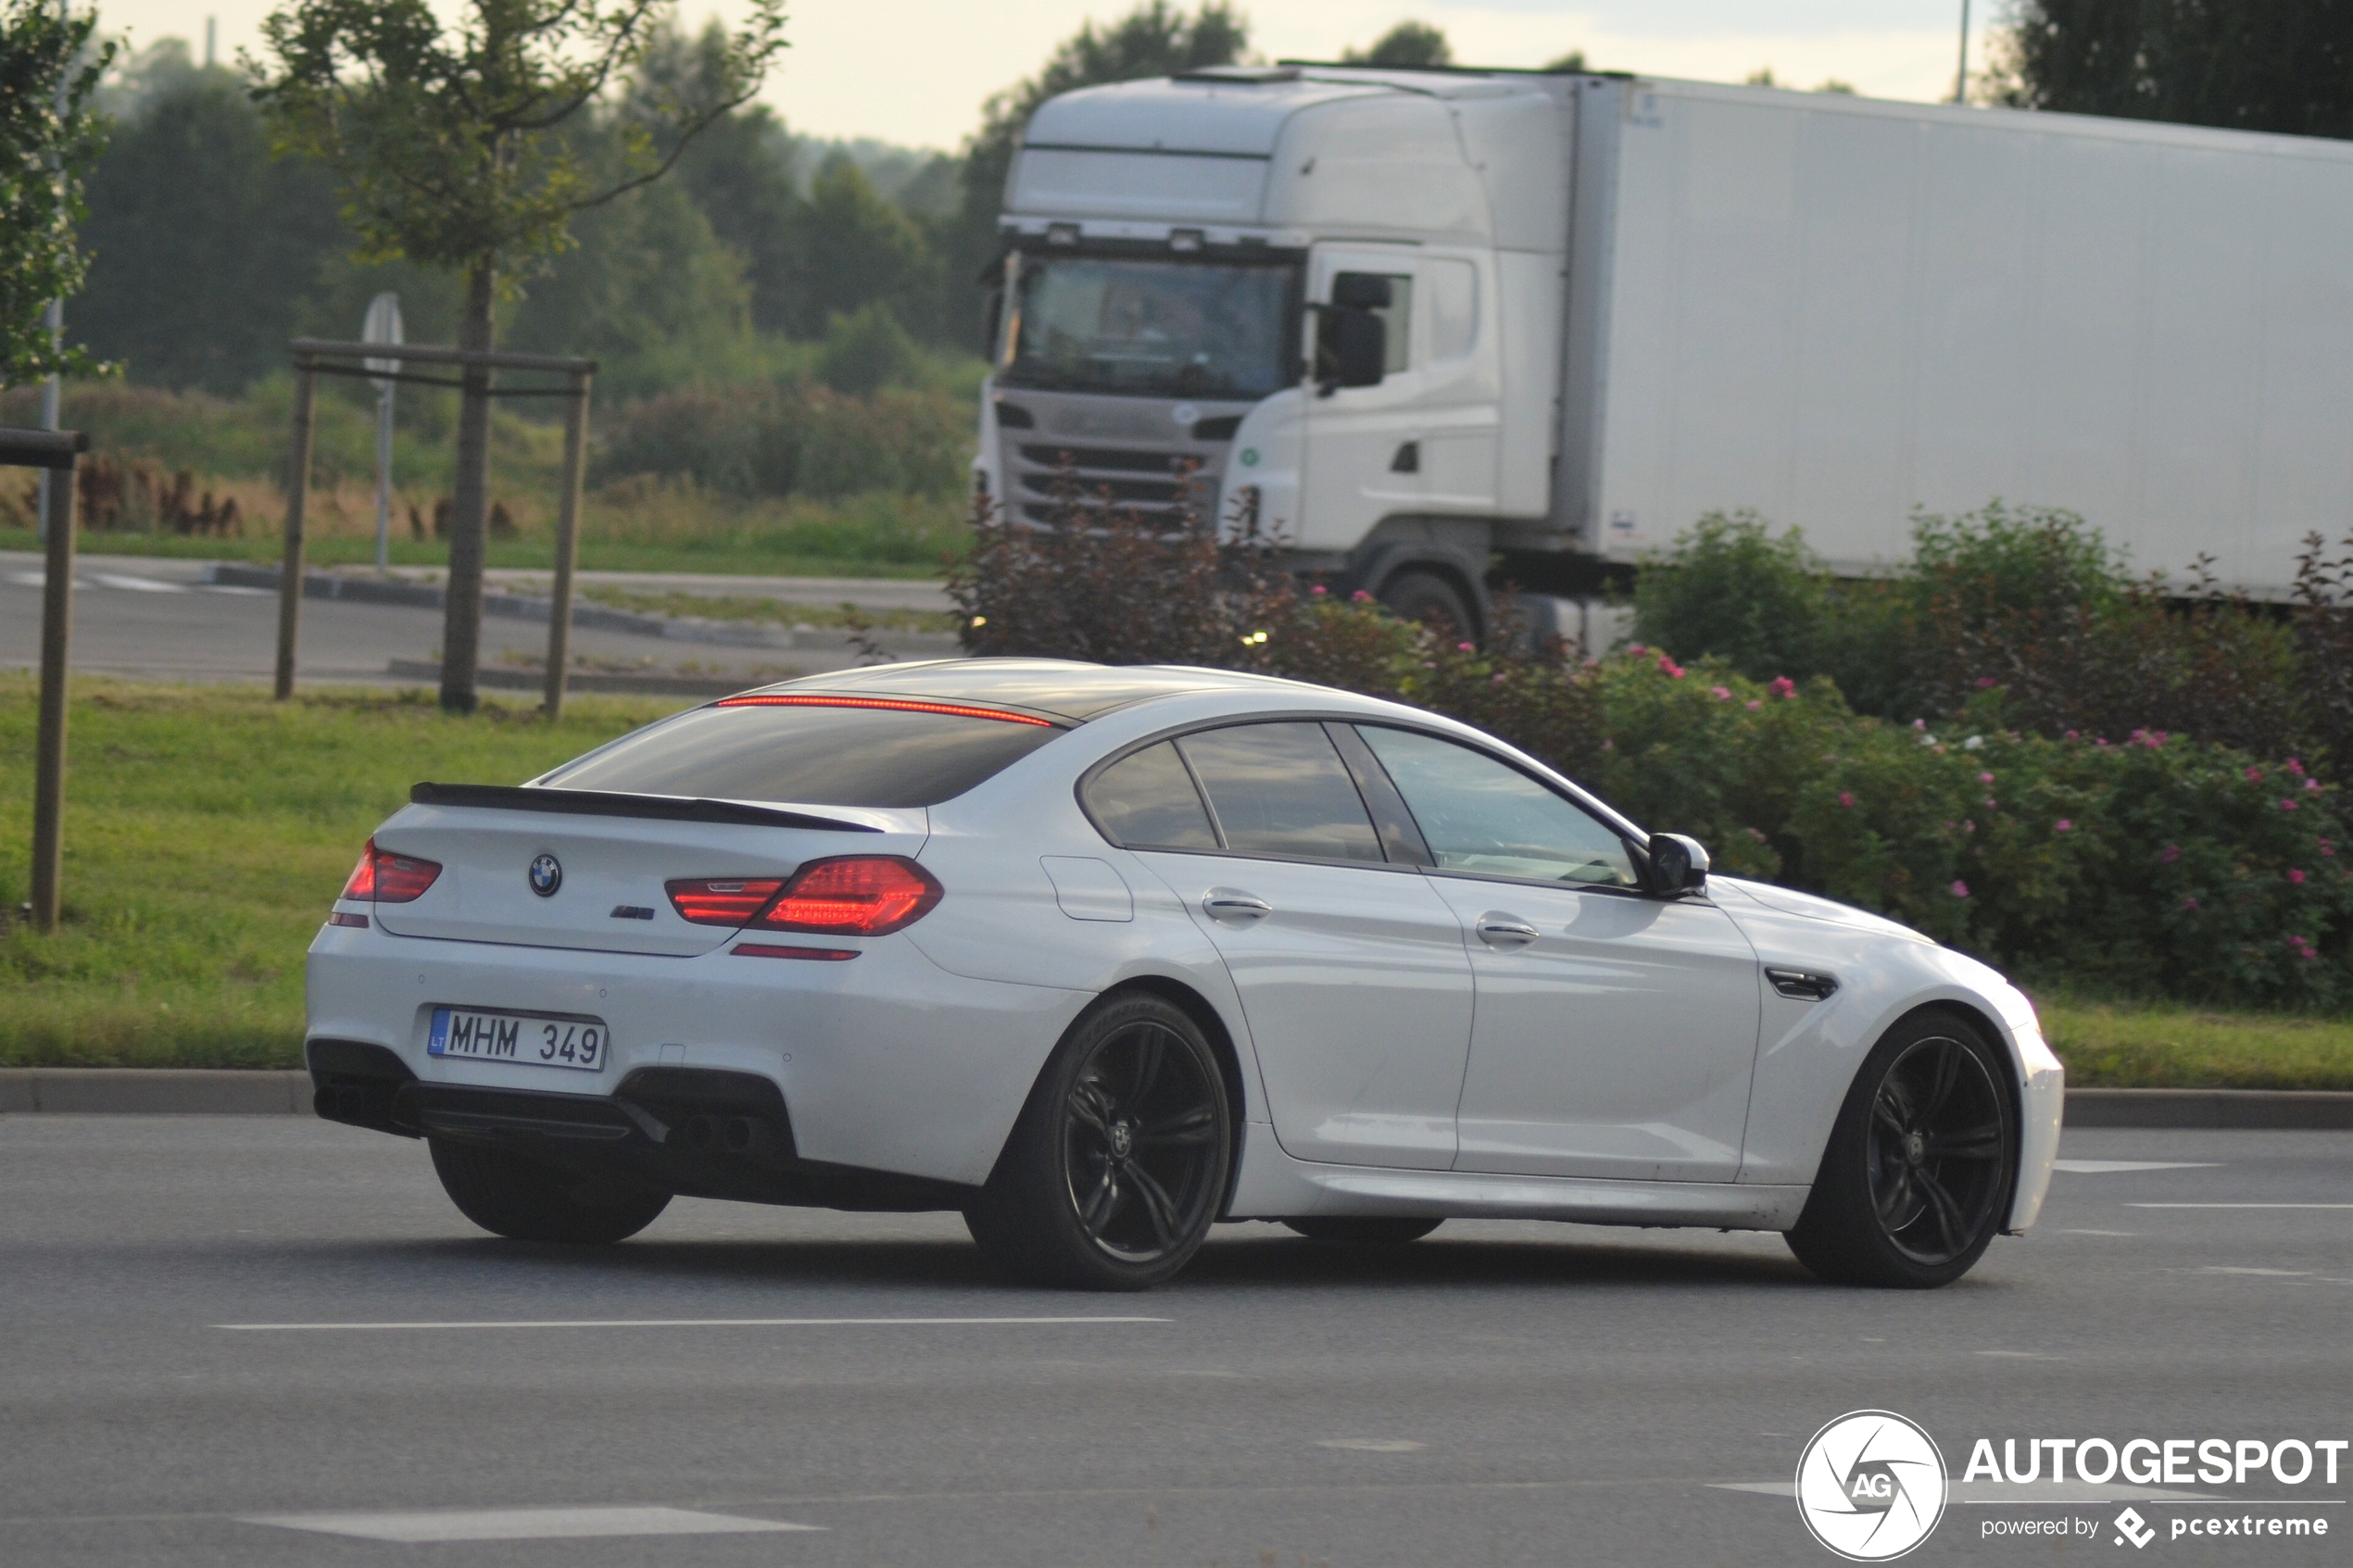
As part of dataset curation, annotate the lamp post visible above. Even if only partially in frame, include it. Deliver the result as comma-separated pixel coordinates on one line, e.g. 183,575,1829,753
1954,0,1972,105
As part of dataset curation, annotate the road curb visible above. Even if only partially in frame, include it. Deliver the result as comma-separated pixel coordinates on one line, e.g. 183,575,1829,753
0,1069,313,1115
2060,1087,2353,1128
4,1073,2350,1125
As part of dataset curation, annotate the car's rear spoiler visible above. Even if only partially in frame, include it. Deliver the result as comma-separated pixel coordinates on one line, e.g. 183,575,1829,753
409,784,880,834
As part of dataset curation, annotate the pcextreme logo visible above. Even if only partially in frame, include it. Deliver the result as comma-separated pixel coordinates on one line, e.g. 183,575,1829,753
1796,1410,1949,1562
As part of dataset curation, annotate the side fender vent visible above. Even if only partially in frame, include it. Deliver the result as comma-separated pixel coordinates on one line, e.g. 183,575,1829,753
1765,967,1839,1002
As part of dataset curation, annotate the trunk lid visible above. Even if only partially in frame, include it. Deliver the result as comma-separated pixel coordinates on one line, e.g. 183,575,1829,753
369,795,927,956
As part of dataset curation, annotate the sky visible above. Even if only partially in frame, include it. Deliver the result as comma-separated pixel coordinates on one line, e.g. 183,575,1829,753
104,0,1995,152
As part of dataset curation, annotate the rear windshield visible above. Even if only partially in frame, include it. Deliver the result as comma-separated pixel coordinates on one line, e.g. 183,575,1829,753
537,705,1063,809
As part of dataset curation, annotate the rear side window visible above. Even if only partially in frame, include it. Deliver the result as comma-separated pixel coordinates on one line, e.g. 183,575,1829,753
1085,742,1217,849
538,704,1061,809
1176,722,1381,862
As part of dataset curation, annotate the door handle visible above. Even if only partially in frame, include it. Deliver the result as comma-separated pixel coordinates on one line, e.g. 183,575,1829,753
1475,912,1540,948
1202,888,1273,922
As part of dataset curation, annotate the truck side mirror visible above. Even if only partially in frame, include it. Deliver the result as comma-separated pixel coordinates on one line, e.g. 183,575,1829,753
1332,273,1393,311
1316,308,1387,394
1647,833,1710,897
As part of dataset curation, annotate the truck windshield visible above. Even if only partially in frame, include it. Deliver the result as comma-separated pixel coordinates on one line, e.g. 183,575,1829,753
999,255,1294,399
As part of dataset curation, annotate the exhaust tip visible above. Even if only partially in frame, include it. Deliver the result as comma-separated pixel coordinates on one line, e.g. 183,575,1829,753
684,1115,717,1150
723,1116,758,1152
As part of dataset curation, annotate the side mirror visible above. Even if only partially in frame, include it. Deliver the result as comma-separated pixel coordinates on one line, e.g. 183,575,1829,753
1331,273,1393,311
1316,308,1387,393
1648,833,1710,897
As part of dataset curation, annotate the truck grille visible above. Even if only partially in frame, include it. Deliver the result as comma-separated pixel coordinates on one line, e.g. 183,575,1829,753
1010,443,1222,528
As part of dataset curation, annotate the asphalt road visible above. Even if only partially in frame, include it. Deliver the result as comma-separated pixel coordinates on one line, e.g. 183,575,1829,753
1,1118,2346,1567
0,552,946,687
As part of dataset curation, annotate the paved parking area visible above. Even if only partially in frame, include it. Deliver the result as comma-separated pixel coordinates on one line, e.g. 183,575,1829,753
0,1117,2346,1565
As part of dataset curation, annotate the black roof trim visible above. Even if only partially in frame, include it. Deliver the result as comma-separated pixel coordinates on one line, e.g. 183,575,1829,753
409,784,881,834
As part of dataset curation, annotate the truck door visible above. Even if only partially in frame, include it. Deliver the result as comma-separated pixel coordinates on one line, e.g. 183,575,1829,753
1300,245,1500,558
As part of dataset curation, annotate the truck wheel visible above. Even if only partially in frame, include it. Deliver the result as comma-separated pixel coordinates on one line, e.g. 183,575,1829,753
429,1138,670,1244
966,993,1233,1291
1283,1217,1441,1245
1784,1010,2017,1288
1378,569,1478,641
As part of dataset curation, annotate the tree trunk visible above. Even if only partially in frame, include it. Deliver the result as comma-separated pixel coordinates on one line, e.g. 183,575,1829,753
440,257,497,714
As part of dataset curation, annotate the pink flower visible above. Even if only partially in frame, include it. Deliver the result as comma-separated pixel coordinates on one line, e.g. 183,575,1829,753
1913,719,1928,731
2065,730,2081,741
2095,737,2109,747
1983,797,1997,809
2182,896,2199,911
1978,771,1995,784
2308,779,2322,792
2246,767,2264,783
1310,583,1327,596
1975,676,1997,688
1628,644,1648,656
1745,699,1762,710
1710,684,1731,700
2286,758,2306,776
1769,676,1797,699
1600,738,1614,751
1963,819,1976,834
1457,641,1475,652
1838,792,1856,809
1351,589,1374,603
2287,935,2315,960
1491,672,1507,684
1950,880,1969,898
1657,656,1686,679
2159,844,2180,864
2055,819,2072,833
2281,799,2300,812
2289,868,2308,884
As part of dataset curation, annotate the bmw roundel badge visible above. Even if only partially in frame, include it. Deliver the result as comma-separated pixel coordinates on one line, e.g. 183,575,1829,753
528,854,562,897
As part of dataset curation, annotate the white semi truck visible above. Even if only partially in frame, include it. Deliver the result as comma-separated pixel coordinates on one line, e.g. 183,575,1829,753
974,63,2353,639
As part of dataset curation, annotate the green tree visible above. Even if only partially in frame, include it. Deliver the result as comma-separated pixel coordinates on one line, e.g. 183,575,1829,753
1342,21,1452,69
794,153,934,340
78,80,345,392
945,2,1247,350
1994,2,2353,138
0,0,114,384
251,0,786,712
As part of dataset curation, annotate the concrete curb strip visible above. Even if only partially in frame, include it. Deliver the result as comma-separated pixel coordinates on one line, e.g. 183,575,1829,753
4,1072,2349,1126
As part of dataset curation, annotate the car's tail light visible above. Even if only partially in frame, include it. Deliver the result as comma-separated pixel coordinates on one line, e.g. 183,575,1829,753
753,857,942,935
339,839,441,904
666,878,786,926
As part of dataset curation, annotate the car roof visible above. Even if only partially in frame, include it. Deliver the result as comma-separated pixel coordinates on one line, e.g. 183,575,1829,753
749,658,1319,722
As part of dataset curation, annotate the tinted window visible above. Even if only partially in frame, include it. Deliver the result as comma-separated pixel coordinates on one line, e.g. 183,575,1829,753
1177,722,1381,862
1356,726,1637,887
1086,742,1217,849
539,705,1060,809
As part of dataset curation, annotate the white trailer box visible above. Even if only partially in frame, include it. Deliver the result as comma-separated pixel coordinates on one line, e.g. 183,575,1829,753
983,67,2353,627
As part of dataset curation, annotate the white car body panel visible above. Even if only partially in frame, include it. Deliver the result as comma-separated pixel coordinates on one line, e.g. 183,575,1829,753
306,661,2061,1243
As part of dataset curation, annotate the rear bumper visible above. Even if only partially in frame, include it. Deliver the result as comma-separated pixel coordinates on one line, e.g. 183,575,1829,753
307,1042,975,1210
304,920,1089,1189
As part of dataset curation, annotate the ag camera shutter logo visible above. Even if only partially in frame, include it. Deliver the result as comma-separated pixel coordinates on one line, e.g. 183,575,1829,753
1796,1410,1947,1561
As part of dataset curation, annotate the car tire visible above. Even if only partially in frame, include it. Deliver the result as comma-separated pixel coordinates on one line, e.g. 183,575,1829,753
428,1138,671,1245
1785,1009,2018,1288
1378,569,1478,642
966,993,1233,1291
1282,1217,1442,1245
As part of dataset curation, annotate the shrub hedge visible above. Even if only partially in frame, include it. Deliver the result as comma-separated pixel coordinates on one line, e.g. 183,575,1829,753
954,504,2353,1009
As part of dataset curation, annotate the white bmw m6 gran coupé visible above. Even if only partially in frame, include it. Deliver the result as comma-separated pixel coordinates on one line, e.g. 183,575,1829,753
307,659,2062,1290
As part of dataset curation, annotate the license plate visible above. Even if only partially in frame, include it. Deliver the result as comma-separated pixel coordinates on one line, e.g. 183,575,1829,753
428,1008,608,1073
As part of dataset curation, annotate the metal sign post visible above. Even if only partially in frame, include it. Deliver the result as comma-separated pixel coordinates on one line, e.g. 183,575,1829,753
6,424,91,933
276,339,597,709
362,293,404,575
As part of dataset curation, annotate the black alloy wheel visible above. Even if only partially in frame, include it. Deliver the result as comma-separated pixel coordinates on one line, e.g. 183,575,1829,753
967,993,1232,1290
1786,1010,2017,1288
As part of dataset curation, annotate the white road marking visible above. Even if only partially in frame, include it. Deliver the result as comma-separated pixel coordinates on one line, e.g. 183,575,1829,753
2198,1266,2312,1276
2051,1160,2221,1173
90,572,188,593
2129,1203,2353,1209
243,1506,820,1542
201,583,273,596
215,1314,1171,1331
1714,1480,2213,1504
1317,1438,1426,1453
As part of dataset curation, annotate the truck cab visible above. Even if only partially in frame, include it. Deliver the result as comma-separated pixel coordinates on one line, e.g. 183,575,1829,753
976,64,1592,641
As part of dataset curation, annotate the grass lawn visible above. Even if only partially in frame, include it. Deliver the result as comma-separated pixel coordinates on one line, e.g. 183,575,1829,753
4,677,2351,1083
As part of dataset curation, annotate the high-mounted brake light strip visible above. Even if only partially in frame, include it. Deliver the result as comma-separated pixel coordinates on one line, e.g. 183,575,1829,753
713,694,1058,727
